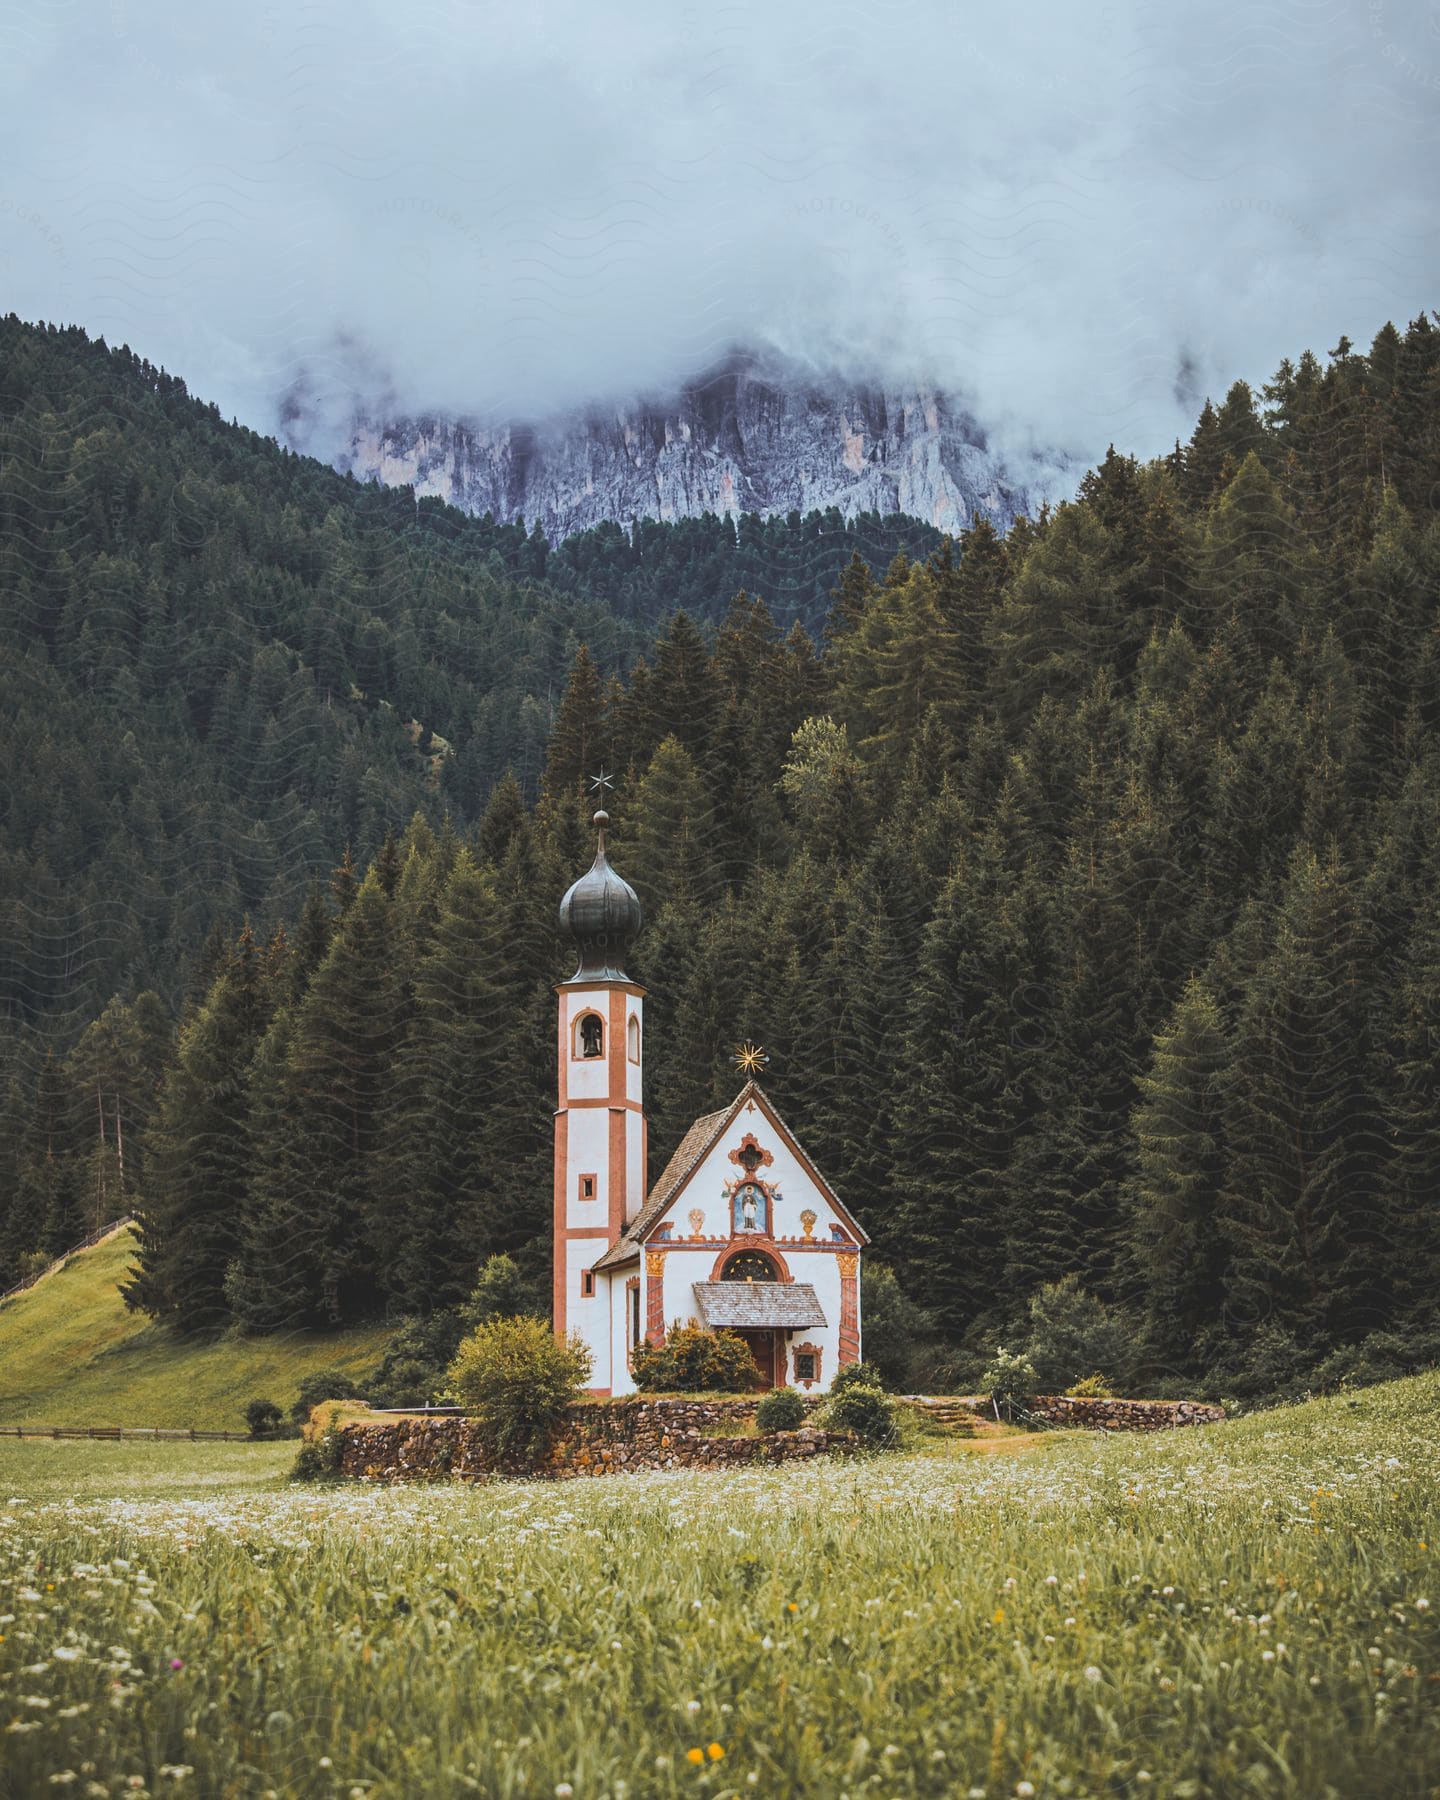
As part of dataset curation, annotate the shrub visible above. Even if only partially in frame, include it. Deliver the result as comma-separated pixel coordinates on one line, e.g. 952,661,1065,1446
447,1315,592,1463
289,1368,372,1426
1022,1275,1133,1393
1065,1373,1115,1399
631,1322,758,1394
288,1409,347,1482
755,1387,807,1432
981,1346,1037,1420
245,1398,283,1439
823,1381,898,1447
830,1360,886,1396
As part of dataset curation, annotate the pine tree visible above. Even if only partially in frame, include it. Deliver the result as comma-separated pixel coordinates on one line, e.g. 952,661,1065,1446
1124,978,1229,1371
1219,849,1389,1354
128,926,273,1329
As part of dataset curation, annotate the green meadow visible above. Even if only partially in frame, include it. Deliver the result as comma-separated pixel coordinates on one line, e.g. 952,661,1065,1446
1,1374,1436,1800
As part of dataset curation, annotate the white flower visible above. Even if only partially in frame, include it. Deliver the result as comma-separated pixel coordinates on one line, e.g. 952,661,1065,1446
52,1647,82,1662
1083,1665,1102,1684
1016,1784,1036,1798
1262,1650,1275,1662
555,1787,574,1798
686,1700,701,1713
1416,1598,1430,1612
1044,1575,1058,1586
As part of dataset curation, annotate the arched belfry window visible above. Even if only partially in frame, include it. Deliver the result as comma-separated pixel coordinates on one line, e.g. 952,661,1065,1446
721,1249,778,1284
574,1012,605,1059
627,1014,640,1063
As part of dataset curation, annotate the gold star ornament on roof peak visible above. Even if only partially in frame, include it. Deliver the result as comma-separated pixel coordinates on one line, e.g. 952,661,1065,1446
734,1041,770,1077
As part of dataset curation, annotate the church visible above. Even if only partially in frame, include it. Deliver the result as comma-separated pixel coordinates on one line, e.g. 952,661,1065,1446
552,806,868,1396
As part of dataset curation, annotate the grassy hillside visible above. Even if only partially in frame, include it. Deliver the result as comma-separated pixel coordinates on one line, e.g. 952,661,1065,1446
0,1226,390,1430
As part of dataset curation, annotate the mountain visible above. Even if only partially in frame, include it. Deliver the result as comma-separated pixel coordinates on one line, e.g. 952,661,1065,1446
280,348,1061,542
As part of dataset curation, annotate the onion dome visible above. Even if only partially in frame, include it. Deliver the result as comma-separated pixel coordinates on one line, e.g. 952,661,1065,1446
558,811,642,982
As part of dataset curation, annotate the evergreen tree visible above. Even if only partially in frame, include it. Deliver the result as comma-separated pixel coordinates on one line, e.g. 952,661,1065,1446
127,927,273,1330
1124,978,1229,1371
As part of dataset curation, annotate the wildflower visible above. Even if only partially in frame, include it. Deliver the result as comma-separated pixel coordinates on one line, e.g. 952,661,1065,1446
1016,1784,1036,1798
1262,1650,1275,1662
1083,1666,1102,1684
169,1659,184,1671
1417,1599,1430,1612
318,1759,332,1771
686,1700,701,1713
687,1748,705,1765
707,1744,724,1761
48,1774,78,1787
1044,1575,1058,1586
52,1647,81,1662
555,1787,574,1798
992,1608,1005,1624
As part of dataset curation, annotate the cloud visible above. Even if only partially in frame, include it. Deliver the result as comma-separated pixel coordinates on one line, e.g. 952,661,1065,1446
1,0,1436,467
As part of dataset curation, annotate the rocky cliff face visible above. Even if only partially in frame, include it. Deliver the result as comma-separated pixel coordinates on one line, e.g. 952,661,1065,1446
281,349,1055,541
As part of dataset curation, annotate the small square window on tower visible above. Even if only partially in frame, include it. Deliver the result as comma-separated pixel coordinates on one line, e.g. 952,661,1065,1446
579,1172,597,1202
580,1269,596,1298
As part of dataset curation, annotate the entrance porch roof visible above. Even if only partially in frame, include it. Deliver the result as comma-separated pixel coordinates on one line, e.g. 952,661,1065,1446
691,1281,827,1331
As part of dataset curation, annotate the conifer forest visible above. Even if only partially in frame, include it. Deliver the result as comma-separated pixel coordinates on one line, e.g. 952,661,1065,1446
3,310,1440,1400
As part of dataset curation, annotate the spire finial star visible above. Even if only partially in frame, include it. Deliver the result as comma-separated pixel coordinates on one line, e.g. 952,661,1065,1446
734,1041,769,1078
588,770,614,800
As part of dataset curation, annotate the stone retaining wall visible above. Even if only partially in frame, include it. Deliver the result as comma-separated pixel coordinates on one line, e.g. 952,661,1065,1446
326,1396,848,1482
1029,1395,1225,1430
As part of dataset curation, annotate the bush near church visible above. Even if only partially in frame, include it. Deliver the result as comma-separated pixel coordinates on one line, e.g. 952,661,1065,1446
821,1364,898,1446
755,1387,807,1432
981,1346,1038,1421
245,1398,283,1439
631,1322,759,1394
447,1315,592,1462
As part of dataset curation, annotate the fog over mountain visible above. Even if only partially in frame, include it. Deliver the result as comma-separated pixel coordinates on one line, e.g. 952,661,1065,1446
282,347,1062,540
2,1,1437,485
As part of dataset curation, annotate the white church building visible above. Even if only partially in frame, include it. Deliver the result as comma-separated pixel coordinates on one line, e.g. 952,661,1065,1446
552,808,867,1395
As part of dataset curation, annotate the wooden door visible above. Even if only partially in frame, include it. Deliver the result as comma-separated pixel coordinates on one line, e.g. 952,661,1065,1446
738,1329,777,1389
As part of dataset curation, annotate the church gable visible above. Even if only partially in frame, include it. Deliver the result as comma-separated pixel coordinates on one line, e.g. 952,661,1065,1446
644,1083,867,1252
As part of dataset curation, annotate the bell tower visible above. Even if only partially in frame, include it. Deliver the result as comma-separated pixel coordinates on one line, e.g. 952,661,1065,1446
553,805,645,1380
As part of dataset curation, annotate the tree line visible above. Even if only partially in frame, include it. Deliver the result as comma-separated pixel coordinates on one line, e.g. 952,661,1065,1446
3,311,1439,1398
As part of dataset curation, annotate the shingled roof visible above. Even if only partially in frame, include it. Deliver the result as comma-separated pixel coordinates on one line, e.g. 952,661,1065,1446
589,1079,869,1273
691,1281,827,1330
590,1103,730,1271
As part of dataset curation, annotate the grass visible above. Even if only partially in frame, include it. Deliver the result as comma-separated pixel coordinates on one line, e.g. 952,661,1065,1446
0,1374,1435,1798
0,1227,392,1432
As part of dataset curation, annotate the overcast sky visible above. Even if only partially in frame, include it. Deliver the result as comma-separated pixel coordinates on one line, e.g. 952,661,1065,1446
2,1,1436,468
